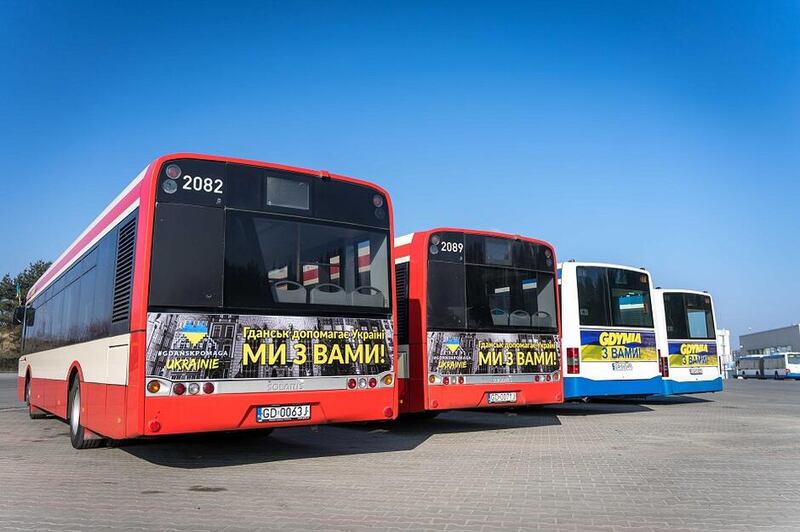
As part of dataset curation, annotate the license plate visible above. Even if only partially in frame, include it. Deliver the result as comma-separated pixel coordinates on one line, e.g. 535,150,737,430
488,392,517,404
612,362,633,371
689,368,704,375
256,404,311,423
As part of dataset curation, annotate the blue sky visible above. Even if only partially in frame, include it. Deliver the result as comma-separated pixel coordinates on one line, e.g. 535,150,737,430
1,1,798,345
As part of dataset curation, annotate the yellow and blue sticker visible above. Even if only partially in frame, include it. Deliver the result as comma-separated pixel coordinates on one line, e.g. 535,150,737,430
180,322,209,347
668,341,719,368
580,329,658,362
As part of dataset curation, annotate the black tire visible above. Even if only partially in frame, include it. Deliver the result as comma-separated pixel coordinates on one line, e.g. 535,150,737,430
775,371,779,380
68,378,103,449
26,377,48,419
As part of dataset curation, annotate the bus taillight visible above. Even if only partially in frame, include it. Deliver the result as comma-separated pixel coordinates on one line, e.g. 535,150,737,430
566,348,580,374
659,349,670,378
202,382,215,394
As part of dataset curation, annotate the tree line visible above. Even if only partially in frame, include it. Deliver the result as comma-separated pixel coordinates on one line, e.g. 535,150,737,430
0,260,50,359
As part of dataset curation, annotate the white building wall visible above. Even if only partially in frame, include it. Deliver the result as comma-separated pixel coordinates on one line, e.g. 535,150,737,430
716,329,733,378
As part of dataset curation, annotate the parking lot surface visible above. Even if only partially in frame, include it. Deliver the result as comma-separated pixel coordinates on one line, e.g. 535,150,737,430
0,374,798,531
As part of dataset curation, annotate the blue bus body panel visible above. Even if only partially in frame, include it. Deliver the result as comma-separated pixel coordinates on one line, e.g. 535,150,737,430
662,377,723,395
785,372,800,380
564,376,663,399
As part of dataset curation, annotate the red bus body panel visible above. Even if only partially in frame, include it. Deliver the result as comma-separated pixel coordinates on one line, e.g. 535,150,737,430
396,228,563,414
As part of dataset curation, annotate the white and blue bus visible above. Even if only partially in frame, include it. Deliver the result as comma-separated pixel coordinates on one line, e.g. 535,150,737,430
760,353,800,380
559,262,662,399
653,289,723,395
736,355,764,379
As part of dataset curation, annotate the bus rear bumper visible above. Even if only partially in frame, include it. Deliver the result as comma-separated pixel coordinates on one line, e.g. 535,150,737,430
662,377,723,395
142,388,397,436
425,381,563,411
564,376,663,399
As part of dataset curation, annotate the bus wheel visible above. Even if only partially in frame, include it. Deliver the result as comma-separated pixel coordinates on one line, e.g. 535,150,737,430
68,378,103,450
26,377,48,419
775,371,779,380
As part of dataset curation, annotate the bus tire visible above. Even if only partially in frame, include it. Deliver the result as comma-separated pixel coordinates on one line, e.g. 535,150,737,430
775,371,779,380
68,377,103,450
25,377,48,419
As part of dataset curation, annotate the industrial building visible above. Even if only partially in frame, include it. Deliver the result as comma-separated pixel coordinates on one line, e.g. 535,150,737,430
739,324,800,355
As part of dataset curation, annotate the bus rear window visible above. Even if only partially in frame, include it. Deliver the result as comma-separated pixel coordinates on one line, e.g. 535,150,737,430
608,268,653,328
686,293,715,339
465,267,556,330
149,208,391,314
663,293,688,339
426,233,557,333
224,211,390,313
663,292,715,340
576,266,653,328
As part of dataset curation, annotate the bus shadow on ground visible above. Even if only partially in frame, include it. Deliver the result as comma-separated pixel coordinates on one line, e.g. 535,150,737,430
120,409,561,469
506,401,654,417
616,394,715,406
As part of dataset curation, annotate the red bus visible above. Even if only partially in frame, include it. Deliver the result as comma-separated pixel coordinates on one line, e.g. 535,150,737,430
17,153,397,448
394,229,562,414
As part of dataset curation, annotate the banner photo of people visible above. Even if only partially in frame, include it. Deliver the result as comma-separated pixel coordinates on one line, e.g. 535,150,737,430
146,313,393,381
427,331,559,375
579,329,658,362
667,341,719,368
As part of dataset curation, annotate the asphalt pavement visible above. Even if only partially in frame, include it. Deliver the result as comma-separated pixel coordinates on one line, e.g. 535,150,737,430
1,375,798,531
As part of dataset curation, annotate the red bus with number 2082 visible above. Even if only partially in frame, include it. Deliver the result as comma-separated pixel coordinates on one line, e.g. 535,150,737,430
394,229,563,415
17,153,398,448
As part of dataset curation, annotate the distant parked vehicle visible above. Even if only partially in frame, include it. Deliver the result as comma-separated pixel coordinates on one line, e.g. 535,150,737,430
653,289,723,395
736,353,800,380
762,353,800,380
736,356,763,379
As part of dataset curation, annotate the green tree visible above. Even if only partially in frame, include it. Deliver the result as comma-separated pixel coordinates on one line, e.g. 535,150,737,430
0,260,51,326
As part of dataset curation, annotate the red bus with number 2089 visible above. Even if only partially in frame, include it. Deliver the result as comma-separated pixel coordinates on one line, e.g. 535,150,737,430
17,153,398,448
394,229,563,415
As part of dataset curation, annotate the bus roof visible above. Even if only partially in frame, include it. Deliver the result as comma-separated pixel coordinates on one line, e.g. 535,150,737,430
654,288,712,297
653,288,715,305
27,152,390,303
557,261,651,275
394,228,555,249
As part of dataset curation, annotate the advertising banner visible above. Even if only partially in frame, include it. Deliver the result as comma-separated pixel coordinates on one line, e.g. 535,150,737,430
146,313,393,381
579,329,657,362
667,341,719,368
427,331,559,375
